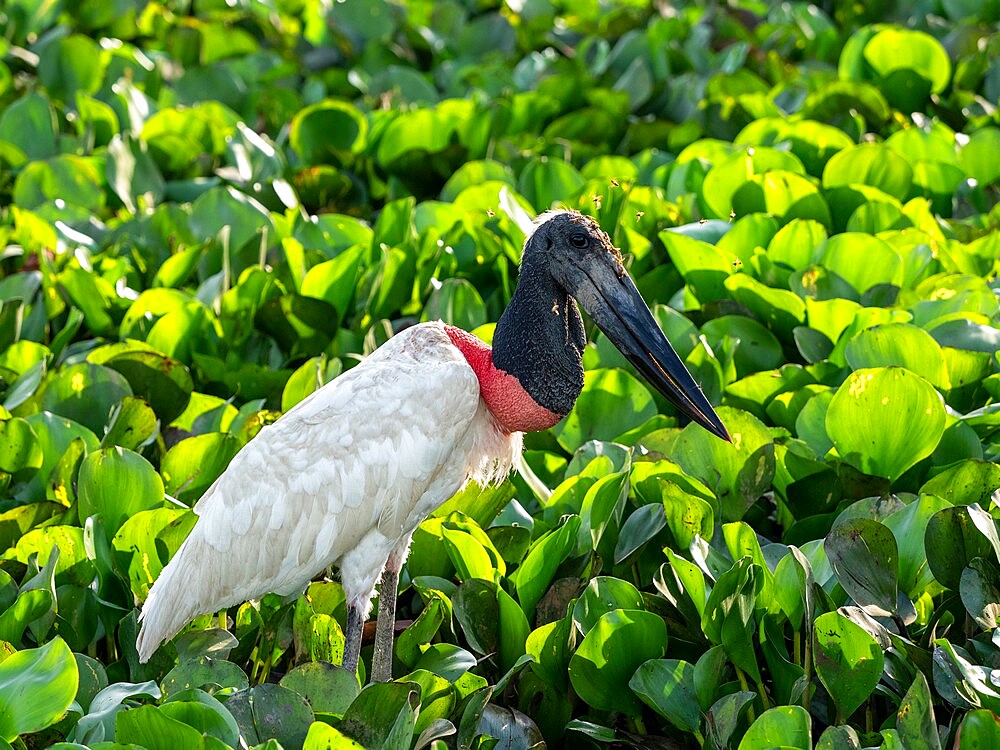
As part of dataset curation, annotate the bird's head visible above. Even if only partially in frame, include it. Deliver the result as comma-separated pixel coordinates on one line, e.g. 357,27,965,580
523,210,730,442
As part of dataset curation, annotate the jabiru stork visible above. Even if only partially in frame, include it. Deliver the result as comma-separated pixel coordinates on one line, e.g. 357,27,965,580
136,210,729,680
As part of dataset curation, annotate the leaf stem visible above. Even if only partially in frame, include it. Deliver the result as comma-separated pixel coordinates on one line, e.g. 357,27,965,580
734,665,757,724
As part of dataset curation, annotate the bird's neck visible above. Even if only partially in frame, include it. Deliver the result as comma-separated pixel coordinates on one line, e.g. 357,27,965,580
446,265,586,434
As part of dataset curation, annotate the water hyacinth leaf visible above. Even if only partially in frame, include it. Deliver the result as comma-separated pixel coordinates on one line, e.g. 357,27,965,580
572,577,644,636
300,245,365,319
159,692,240,747
112,508,196,600
396,669,455,736
0,637,78,742
101,396,159,451
162,656,250,698
452,578,500,656
660,230,734,304
959,127,1000,187
701,315,784,378
733,169,832,227
78,447,164,536
816,724,863,750
669,406,773,522
706,691,757,750
724,273,807,340
474,704,545,750
614,502,667,564
40,363,133,435
932,639,1000,714
884,494,950,598
845,324,950,390
826,367,945,482
338,682,418,750
823,144,913,202
825,518,899,616
526,616,572,691
421,278,487,332
497,586,530,674
895,671,942,750
11,525,95,587
0,415,42,474
553,369,656,453
702,557,763,682
289,100,368,166
954,709,1000,747
225,684,314,749
513,515,581,621
113,704,205,749
924,506,995,591
863,27,951,101
395,596,445,669
568,609,667,715
441,527,496,582
960,558,1000,630
813,611,885,719
302,721,364,748
737,705,811,750
100,351,194,426
629,659,700,734
160,433,242,504
920,460,1000,507
701,147,806,221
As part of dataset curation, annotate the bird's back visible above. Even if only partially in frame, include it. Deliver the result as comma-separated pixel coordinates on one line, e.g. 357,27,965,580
137,322,519,661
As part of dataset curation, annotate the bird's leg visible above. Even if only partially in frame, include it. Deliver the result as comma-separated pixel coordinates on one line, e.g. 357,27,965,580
343,602,363,678
371,535,412,683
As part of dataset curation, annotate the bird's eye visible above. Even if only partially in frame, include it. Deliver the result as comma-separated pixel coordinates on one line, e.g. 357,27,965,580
569,233,589,249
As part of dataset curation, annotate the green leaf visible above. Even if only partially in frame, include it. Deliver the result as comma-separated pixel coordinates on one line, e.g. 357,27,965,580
512,515,581,622
825,518,899,617
160,433,241,504
896,671,942,750
78,447,164,536
225,684,314,750
280,662,358,718
290,101,368,166
826,367,945,482
568,609,667,716
954,709,1000,748
823,144,914,202
99,350,193,426
813,611,885,719
0,92,57,160
737,705,811,750
553,369,656,453
629,659,700,734
40,363,133,435
0,637,78,742
573,577,644,636
162,657,249,699
925,506,995,591
669,406,773,521
845,324,950,390
114,704,205,749
337,682,418,750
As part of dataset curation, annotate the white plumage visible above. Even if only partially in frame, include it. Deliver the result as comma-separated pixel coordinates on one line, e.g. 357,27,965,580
136,322,520,663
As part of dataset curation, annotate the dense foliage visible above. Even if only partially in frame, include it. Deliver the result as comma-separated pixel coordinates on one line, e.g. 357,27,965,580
0,0,999,748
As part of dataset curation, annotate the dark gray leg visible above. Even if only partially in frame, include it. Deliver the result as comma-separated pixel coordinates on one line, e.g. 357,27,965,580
343,602,363,677
371,536,411,682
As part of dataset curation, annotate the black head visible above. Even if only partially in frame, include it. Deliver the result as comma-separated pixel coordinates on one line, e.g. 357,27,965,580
523,210,730,441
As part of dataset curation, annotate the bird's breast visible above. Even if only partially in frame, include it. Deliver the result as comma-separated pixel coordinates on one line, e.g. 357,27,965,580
445,326,563,433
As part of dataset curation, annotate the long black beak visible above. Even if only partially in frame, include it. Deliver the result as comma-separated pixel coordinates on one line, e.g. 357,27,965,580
570,263,731,442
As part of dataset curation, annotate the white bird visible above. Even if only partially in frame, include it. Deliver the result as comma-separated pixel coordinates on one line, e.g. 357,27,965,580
136,210,729,680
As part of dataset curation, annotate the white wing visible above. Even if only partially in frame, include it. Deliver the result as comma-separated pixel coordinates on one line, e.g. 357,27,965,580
137,322,516,661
